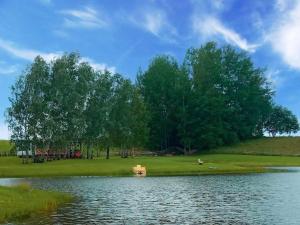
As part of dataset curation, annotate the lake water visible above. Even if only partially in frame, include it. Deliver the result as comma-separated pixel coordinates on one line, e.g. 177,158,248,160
2,169,300,225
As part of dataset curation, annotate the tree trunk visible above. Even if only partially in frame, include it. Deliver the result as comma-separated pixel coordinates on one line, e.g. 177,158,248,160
25,142,30,164
68,143,71,159
86,144,89,159
106,146,110,159
22,147,25,164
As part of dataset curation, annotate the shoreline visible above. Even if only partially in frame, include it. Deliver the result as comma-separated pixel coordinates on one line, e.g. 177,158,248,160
0,184,72,224
0,154,298,223
1,153,300,178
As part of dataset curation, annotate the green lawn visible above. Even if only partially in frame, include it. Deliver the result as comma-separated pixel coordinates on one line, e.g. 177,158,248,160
1,154,300,178
0,137,300,177
211,137,300,156
0,184,72,223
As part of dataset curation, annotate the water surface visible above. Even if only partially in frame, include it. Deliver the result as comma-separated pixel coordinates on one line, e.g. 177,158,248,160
2,169,300,224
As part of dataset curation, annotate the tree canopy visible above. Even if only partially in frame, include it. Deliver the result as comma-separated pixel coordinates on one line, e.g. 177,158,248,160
265,105,299,137
6,42,299,155
7,53,149,155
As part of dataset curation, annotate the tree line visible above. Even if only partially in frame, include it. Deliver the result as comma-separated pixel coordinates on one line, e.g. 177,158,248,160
6,42,299,157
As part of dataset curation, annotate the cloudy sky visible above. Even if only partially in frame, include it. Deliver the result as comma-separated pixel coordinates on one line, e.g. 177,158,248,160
0,0,300,139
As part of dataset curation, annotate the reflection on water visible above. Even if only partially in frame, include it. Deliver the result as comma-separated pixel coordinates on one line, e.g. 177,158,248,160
2,169,300,225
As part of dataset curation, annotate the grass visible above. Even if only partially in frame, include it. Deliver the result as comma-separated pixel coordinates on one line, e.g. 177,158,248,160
0,140,13,153
0,137,300,177
0,183,72,223
1,154,300,178
211,137,300,156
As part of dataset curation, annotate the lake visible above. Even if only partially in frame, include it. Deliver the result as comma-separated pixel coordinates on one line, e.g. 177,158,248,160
1,169,300,224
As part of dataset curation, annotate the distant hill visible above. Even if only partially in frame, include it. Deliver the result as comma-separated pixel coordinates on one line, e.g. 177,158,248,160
0,140,13,153
211,137,300,156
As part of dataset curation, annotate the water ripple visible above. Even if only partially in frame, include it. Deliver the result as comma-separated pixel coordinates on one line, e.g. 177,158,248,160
2,169,300,224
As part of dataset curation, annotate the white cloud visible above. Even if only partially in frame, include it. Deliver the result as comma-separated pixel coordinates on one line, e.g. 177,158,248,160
269,1,300,70
193,16,258,52
129,8,177,43
0,37,61,62
81,57,116,73
60,7,108,29
265,69,285,88
0,61,19,75
0,37,115,73
275,0,289,11
0,123,10,140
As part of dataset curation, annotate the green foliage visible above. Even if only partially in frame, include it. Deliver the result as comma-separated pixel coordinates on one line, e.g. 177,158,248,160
184,42,274,149
7,53,149,154
6,42,297,155
84,72,149,155
138,55,190,151
84,71,118,147
139,42,275,152
49,53,94,147
265,105,299,136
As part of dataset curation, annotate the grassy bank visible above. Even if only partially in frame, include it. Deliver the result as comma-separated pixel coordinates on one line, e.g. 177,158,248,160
212,137,300,156
0,184,72,223
0,140,12,153
1,154,300,178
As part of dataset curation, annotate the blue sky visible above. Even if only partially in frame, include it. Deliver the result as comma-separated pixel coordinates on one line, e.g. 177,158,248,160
0,0,300,139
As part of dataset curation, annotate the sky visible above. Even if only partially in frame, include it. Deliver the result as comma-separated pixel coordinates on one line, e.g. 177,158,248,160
0,0,300,139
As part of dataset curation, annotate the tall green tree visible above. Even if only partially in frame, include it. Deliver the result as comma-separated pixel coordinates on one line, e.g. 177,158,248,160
265,105,299,136
138,55,188,151
7,56,51,162
109,78,149,157
220,45,273,139
185,43,232,149
6,74,30,163
84,71,117,159
49,53,94,151
84,72,149,158
184,42,273,149
129,86,149,151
